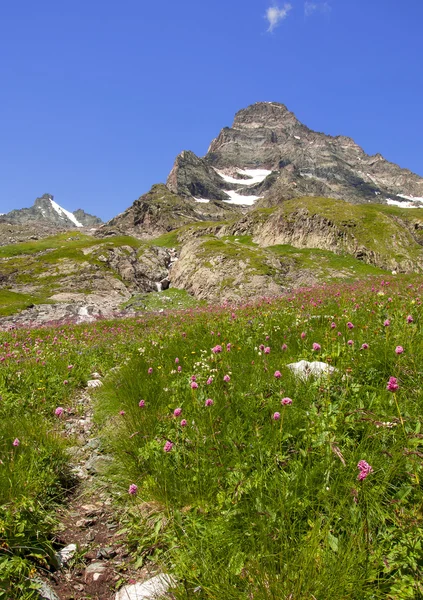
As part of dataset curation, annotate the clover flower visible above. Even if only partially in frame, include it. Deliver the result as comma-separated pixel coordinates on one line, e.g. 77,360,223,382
386,376,399,392
357,460,373,481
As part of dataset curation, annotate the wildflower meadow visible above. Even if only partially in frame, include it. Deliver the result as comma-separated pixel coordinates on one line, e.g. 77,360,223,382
1,275,423,598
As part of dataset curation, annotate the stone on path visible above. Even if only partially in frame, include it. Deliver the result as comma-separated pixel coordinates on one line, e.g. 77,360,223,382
34,578,61,600
87,379,103,388
115,573,177,600
57,543,77,567
84,561,108,583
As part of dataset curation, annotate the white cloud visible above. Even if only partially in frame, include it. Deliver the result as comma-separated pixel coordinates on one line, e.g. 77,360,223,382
304,1,331,16
265,4,293,32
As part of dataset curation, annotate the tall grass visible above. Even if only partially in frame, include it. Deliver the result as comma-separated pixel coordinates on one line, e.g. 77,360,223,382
95,278,423,598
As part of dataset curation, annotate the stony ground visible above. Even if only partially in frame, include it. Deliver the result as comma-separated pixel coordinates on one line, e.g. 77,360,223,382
37,377,169,600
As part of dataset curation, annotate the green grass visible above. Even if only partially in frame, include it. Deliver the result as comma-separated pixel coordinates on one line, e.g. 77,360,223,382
1,275,423,596
0,290,52,317
279,197,423,264
201,238,276,277
269,244,386,279
94,276,423,599
122,288,205,311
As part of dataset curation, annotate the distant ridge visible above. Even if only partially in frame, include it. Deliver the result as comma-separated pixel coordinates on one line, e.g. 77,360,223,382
0,193,103,229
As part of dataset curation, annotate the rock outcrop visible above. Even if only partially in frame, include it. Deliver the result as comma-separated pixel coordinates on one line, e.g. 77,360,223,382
99,184,242,239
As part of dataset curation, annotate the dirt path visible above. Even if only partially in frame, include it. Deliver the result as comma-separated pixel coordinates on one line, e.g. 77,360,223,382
40,378,158,600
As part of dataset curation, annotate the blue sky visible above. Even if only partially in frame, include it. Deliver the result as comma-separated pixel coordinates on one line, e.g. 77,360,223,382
0,0,422,220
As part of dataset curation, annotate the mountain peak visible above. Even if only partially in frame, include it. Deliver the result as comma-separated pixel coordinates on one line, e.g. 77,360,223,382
233,101,299,130
1,195,103,230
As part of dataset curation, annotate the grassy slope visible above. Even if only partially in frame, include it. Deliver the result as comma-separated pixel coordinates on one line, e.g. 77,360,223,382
95,278,423,599
279,197,423,263
0,198,422,318
1,275,423,597
0,232,145,312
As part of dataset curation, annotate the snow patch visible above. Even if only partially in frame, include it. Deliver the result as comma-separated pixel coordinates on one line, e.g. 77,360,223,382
294,135,301,140
223,190,261,206
50,199,83,227
397,194,423,202
194,197,210,203
386,198,423,208
214,168,272,186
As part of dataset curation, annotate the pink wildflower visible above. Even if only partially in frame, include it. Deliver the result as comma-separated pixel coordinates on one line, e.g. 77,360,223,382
357,460,373,481
274,370,282,379
67,364,73,370
281,343,287,351
272,412,281,421
223,375,230,382
384,319,390,327
361,343,369,350
386,376,399,392
177,366,182,372
281,397,292,405
139,400,145,407
300,332,306,339
312,342,321,351
212,345,222,354
119,410,125,415
148,367,153,374
55,407,64,417
173,407,182,417
395,346,404,355
191,375,197,382
205,398,214,407
180,419,187,427
164,441,173,452
128,484,138,495
347,322,354,329
347,340,354,346
12,438,20,447
407,315,414,323
206,377,213,385
331,322,336,329
175,357,179,364
191,382,198,389
63,380,69,385
226,343,231,352
259,344,265,351
264,347,270,354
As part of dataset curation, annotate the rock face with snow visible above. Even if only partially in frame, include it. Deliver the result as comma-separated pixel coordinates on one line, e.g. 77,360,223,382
0,194,103,229
168,101,423,208
98,184,242,239
106,101,423,239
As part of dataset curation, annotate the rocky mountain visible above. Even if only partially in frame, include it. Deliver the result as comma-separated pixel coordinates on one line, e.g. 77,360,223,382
167,102,423,208
97,184,242,239
104,102,423,240
2,102,423,326
0,194,103,230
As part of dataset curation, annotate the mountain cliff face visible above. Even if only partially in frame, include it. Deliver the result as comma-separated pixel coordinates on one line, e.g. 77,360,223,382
106,101,423,240
0,194,103,229
98,184,242,239
167,102,423,208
